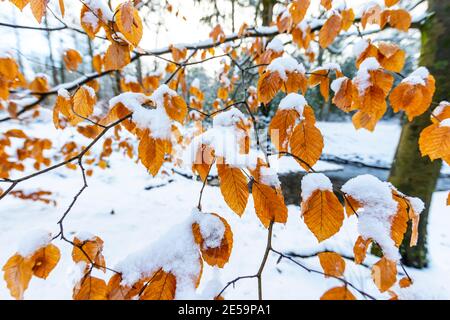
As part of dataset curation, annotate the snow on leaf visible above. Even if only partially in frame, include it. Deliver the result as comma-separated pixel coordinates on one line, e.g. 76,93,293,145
192,212,233,268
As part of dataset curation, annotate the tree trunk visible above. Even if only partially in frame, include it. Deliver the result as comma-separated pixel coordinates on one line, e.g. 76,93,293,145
44,14,59,86
261,0,275,26
388,0,449,268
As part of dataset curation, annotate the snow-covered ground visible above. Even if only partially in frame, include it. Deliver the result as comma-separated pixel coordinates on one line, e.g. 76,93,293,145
0,113,449,300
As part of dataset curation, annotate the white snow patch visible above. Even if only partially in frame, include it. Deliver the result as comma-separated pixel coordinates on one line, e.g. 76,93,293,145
301,173,333,201
341,174,400,261
266,56,306,80
278,93,307,115
17,229,52,257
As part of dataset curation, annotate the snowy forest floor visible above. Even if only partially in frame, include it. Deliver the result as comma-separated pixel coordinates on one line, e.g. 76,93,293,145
0,111,449,300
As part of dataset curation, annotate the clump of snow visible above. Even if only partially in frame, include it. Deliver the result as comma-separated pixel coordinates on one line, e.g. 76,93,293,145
313,62,342,73
185,108,259,169
260,166,281,188
84,0,114,21
17,229,52,257
212,108,245,128
432,101,449,117
353,57,380,94
116,209,228,299
124,75,138,84
57,88,70,99
353,39,369,57
301,173,333,201
74,231,96,242
108,88,174,139
266,37,284,52
83,85,96,98
331,77,347,93
266,56,306,80
406,197,425,214
81,11,99,29
439,119,450,128
402,67,429,86
194,210,225,249
341,174,400,261
278,93,307,115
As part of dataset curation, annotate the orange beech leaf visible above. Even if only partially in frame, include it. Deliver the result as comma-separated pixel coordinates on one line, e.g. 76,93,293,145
320,286,356,300
344,195,361,217
372,257,397,292
355,42,379,68
217,162,249,216
5,129,27,138
140,270,176,300
30,244,60,279
390,195,409,247
284,71,308,94
361,4,383,29
292,25,312,49
63,49,83,71
390,75,435,121
73,86,96,120
432,101,450,123
30,0,47,24
257,71,283,104
447,192,450,206
73,276,108,300
290,120,324,170
318,252,346,277
353,236,371,264
107,273,129,300
138,130,168,176
58,0,65,17
387,9,411,32
341,8,355,31
29,75,48,93
289,0,310,24
192,144,215,181
92,54,103,74
399,276,412,288
80,6,101,39
377,42,405,73
10,0,30,11
352,109,384,132
301,189,344,242
209,24,226,43
72,236,106,271
320,0,332,10
2,254,34,299
269,109,301,153
332,77,354,112
252,181,288,228
308,69,330,101
115,2,143,47
163,94,187,123
192,213,233,267
385,0,400,7
104,42,131,71
419,123,450,161
319,14,342,49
